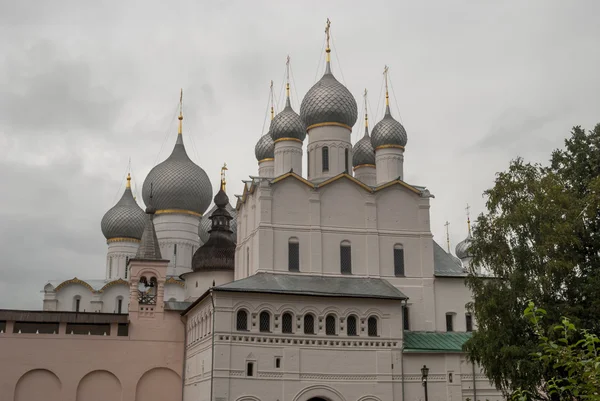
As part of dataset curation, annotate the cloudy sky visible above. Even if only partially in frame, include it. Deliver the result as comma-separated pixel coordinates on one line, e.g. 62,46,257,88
1,1,599,309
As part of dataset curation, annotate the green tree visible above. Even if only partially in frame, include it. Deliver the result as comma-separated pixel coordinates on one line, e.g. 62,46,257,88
464,124,600,398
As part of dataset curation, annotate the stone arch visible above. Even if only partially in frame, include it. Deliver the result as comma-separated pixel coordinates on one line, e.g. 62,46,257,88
236,397,261,401
14,369,61,401
135,367,181,401
76,370,121,401
293,385,346,401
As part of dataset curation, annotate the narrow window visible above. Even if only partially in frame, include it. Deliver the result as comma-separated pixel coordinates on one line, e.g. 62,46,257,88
75,297,81,312
448,372,453,383
307,150,310,177
304,314,315,334
367,316,378,337
246,362,254,377
108,257,112,279
340,241,352,274
325,314,336,335
344,148,349,172
124,264,128,279
246,248,250,276
322,146,329,172
446,314,454,332
275,357,281,368
466,313,473,332
403,305,410,330
282,312,293,333
117,298,123,314
347,315,357,336
394,244,405,276
288,238,299,272
236,310,248,331
259,311,271,332
174,244,177,255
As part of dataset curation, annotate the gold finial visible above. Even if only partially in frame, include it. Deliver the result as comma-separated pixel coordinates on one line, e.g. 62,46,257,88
126,173,131,189
444,221,451,253
220,163,228,191
383,65,390,107
269,80,275,120
285,55,291,100
178,88,183,134
325,18,331,63
466,203,472,236
363,88,369,129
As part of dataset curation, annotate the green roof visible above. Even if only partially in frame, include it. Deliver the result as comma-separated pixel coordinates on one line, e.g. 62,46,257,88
403,331,472,353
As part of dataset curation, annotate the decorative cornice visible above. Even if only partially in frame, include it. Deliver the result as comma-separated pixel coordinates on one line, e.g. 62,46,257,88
107,237,141,244
353,164,376,171
54,277,95,293
375,144,405,151
99,278,129,292
274,137,303,144
317,173,372,193
307,122,352,132
155,209,202,217
165,277,185,288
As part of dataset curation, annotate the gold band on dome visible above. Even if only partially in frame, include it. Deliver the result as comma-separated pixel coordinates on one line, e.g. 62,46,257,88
274,137,303,144
107,237,141,244
353,164,376,171
375,144,405,151
306,122,352,132
258,158,274,163
155,209,202,217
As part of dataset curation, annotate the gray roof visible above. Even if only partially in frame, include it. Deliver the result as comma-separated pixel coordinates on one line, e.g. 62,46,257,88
371,106,408,149
215,272,407,300
352,127,376,167
433,241,467,277
142,133,213,215
255,131,275,161
300,62,358,129
0,309,128,323
100,185,146,240
164,301,192,311
135,213,162,260
270,99,306,142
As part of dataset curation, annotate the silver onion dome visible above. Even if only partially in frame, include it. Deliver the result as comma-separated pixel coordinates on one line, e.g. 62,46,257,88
300,64,358,129
455,233,472,260
270,98,306,142
199,201,237,243
101,177,146,240
255,131,275,161
142,133,213,216
371,106,408,149
352,127,376,167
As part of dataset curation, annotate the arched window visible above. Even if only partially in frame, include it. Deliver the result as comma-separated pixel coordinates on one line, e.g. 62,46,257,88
282,312,293,333
325,314,336,335
236,310,248,331
367,316,378,337
394,244,405,276
288,237,299,272
304,314,315,334
259,311,271,332
344,148,349,172
322,146,329,172
446,313,454,332
73,296,81,312
347,315,357,336
340,241,352,274
116,297,123,314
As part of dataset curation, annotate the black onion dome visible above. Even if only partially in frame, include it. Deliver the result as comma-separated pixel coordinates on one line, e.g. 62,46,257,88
371,106,408,149
270,99,306,142
192,188,236,272
352,127,376,167
455,233,472,259
101,182,146,240
255,130,275,161
142,133,212,216
300,64,358,129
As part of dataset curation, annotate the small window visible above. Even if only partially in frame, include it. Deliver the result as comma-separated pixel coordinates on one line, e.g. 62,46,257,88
347,315,357,336
402,306,410,330
304,314,315,334
322,146,329,172
108,257,113,279
275,357,281,369
288,238,299,272
246,362,254,377
75,297,81,313
259,311,271,332
174,244,177,255
125,264,128,279
325,314,336,335
367,316,378,337
340,241,352,274
282,312,293,333
466,313,473,332
117,298,123,314
448,372,453,383
344,148,349,172
446,314,454,332
307,150,310,177
236,310,248,331
394,244,405,276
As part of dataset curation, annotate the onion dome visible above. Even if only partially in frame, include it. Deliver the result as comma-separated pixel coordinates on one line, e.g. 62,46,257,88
455,233,472,260
371,67,408,150
142,102,212,216
270,97,306,142
352,92,375,167
255,131,275,161
101,174,146,241
192,187,236,272
199,202,237,243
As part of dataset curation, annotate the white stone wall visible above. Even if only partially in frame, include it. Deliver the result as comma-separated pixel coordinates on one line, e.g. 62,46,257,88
434,278,477,333
257,159,274,178
274,140,303,176
307,125,353,181
353,165,377,186
375,147,404,184
105,240,139,280
183,270,234,301
153,213,202,277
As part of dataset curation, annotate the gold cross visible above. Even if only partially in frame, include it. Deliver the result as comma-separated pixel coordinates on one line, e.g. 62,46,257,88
325,18,331,48
220,163,228,191
444,221,451,253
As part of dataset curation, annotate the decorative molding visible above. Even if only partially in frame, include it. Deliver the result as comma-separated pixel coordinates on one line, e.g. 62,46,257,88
307,122,352,131
219,334,398,348
300,373,377,381
107,237,140,244
258,158,275,163
54,277,95,293
258,371,283,378
155,209,202,217
165,277,185,287
99,278,129,292
375,144,405,151
274,137,303,144
353,164,376,171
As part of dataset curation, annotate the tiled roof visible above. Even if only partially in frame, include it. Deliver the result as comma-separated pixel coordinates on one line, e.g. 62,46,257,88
403,331,472,352
433,241,467,277
215,272,407,300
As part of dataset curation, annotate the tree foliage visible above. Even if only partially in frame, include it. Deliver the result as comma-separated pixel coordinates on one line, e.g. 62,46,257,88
465,124,600,398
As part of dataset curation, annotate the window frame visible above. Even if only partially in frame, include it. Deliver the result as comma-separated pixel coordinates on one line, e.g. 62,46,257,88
394,244,405,276
288,238,300,272
465,313,473,332
259,311,271,333
446,313,454,332
340,241,352,275
281,312,293,334
303,314,315,335
236,309,249,331
347,315,358,336
402,305,410,331
322,146,329,172
325,314,337,335
367,316,378,337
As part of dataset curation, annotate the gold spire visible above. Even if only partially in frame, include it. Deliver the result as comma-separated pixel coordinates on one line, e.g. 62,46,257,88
444,220,451,253
126,173,131,189
466,203,472,236
325,18,331,63
178,88,183,135
285,55,291,101
383,65,390,108
269,80,275,120
220,163,228,191
363,88,369,129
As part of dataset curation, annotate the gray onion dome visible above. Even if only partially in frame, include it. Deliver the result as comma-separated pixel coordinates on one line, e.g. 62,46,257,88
101,176,146,240
255,130,275,161
270,98,306,142
300,63,358,129
455,233,472,259
199,201,237,244
352,127,376,167
371,105,408,149
142,133,212,216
